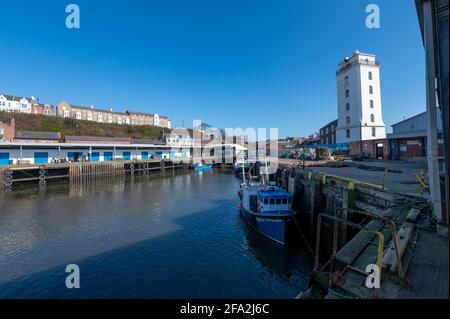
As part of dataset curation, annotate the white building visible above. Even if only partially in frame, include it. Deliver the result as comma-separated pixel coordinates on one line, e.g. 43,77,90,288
335,51,386,143
0,94,34,113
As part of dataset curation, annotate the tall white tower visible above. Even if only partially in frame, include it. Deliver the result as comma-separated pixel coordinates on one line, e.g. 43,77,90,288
336,51,386,143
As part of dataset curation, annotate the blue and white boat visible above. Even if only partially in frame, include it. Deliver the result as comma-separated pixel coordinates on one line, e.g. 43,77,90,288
238,177,296,245
193,163,212,171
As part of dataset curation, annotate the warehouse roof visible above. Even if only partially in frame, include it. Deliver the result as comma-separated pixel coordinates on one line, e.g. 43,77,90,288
15,131,61,140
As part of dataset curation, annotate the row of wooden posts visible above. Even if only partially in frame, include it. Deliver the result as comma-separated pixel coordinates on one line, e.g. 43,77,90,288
1,159,188,190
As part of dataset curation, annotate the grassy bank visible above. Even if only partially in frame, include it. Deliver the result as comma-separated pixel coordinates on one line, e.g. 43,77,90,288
0,111,171,140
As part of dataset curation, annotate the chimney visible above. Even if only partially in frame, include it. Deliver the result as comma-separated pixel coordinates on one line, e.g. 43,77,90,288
5,118,15,141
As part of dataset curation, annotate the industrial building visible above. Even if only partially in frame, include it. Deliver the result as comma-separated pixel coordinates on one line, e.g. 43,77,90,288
349,109,444,161
388,109,444,160
0,142,190,165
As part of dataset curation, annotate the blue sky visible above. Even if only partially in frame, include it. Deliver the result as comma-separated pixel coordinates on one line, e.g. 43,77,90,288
0,0,425,137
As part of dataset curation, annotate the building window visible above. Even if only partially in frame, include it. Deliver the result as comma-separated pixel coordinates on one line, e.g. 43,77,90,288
368,71,373,80
346,129,350,138
346,116,350,125
63,110,69,118
76,112,82,120
98,114,103,123
346,102,350,111
369,86,373,94
372,127,376,137
345,89,350,98
370,114,375,122
87,113,93,121
370,100,374,108
344,76,349,86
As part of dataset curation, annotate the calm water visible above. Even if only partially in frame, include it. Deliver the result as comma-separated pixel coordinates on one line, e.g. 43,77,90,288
0,170,313,298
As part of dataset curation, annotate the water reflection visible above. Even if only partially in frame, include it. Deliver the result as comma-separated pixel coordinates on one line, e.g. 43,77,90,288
0,170,312,298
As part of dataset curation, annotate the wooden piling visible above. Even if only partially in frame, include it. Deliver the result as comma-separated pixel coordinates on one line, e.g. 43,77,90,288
0,158,189,190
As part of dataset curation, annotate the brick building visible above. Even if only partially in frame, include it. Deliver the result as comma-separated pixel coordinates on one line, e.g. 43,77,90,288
126,111,156,126
57,101,132,125
319,119,338,144
350,110,444,160
0,119,15,142
57,101,171,128
387,110,444,160
34,103,55,116
350,138,390,160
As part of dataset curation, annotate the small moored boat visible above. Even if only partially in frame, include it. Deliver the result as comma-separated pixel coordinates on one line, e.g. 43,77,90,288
193,163,212,171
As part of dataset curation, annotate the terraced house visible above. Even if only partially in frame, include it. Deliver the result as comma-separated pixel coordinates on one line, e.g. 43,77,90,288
33,103,55,116
57,101,171,128
57,101,131,124
0,93,34,113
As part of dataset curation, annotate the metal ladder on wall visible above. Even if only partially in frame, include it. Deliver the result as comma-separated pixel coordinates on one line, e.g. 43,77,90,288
312,208,405,299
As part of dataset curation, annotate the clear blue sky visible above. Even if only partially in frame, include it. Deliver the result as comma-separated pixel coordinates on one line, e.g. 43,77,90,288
0,0,425,137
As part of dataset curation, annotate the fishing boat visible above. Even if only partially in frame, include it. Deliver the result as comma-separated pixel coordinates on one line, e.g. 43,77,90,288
237,165,296,245
234,161,252,176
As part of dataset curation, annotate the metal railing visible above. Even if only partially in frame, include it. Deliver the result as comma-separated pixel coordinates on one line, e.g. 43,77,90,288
314,213,385,292
336,208,404,279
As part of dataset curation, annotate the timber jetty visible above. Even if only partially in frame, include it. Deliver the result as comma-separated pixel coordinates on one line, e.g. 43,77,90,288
0,159,187,191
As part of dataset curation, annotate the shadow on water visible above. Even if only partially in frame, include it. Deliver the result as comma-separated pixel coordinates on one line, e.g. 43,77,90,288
0,170,313,298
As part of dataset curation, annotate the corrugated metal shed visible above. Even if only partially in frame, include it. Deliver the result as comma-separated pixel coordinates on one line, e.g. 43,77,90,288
388,109,443,139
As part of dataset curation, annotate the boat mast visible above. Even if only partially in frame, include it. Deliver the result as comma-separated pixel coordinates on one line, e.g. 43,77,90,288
241,151,246,185
264,159,269,185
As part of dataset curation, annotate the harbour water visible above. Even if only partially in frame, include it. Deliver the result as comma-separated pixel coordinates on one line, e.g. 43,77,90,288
0,170,313,298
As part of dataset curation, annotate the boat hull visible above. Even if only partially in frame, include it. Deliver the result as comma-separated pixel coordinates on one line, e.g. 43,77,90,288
240,208,293,245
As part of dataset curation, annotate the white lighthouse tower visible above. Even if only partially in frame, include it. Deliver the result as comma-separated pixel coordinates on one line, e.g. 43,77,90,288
336,50,386,143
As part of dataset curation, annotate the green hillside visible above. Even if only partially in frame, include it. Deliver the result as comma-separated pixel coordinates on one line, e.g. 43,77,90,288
0,111,171,140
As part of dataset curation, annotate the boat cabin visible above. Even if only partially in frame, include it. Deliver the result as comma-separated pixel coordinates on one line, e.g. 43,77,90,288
257,188,292,213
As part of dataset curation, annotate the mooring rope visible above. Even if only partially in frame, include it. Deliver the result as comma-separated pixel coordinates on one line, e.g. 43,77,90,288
293,216,315,258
